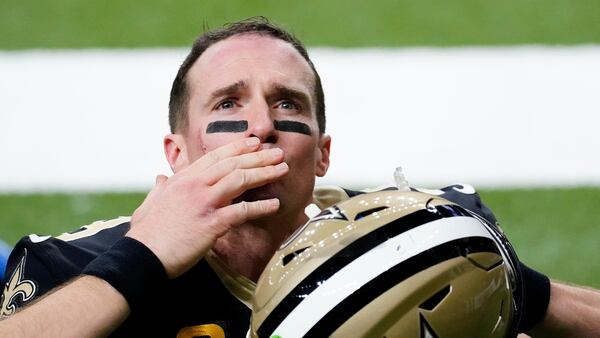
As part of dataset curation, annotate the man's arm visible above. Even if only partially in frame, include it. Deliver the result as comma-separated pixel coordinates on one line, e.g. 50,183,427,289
528,281,600,337
0,276,128,338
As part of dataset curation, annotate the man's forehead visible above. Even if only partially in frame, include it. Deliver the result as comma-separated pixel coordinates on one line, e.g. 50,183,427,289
188,34,316,93
201,34,299,62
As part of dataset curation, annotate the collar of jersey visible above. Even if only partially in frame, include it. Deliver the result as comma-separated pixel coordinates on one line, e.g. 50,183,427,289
205,250,256,309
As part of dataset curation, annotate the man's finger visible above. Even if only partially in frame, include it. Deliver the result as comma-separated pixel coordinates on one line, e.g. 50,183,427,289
210,162,289,203
143,175,169,201
202,148,284,186
215,198,280,234
187,137,261,173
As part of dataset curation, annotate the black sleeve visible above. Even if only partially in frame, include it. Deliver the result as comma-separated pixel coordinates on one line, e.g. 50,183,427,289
0,238,59,317
0,219,131,319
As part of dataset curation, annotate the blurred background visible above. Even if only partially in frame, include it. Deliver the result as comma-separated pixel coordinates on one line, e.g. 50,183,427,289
1,1,599,285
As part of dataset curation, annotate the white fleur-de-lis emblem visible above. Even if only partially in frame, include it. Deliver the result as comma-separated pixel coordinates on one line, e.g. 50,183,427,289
0,250,37,317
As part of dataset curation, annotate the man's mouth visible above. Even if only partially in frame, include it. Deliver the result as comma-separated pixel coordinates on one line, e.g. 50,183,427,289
235,183,278,203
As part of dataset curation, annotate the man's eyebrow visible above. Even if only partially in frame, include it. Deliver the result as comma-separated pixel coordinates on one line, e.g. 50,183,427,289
209,80,248,100
269,84,311,106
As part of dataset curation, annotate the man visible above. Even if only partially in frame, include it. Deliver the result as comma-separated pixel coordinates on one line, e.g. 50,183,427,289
1,18,599,337
0,18,328,337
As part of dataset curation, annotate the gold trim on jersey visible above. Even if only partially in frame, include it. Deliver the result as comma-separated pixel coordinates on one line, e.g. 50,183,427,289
312,185,351,210
55,216,131,242
0,249,37,318
176,323,225,338
205,251,255,309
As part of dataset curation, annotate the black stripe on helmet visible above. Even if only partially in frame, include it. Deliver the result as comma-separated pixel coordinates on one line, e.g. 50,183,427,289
257,204,472,337
303,236,500,337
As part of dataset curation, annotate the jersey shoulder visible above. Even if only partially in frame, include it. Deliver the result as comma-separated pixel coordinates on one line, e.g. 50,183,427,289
411,183,498,225
0,217,131,317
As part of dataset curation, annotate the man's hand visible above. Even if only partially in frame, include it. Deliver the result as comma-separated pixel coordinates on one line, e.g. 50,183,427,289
127,137,288,278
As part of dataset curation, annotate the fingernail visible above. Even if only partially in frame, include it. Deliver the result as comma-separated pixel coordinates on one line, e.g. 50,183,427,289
270,148,283,157
246,137,260,147
276,162,289,172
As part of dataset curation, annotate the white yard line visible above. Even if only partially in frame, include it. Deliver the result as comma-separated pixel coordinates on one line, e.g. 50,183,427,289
1,46,599,191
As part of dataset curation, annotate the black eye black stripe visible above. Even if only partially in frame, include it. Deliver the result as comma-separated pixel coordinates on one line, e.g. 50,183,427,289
206,120,248,133
256,204,474,337
274,120,312,135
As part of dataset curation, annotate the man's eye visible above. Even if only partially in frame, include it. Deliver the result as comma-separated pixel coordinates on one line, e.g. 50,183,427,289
217,100,235,110
278,101,299,110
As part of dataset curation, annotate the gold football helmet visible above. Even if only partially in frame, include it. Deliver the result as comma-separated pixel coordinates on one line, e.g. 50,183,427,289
251,190,522,338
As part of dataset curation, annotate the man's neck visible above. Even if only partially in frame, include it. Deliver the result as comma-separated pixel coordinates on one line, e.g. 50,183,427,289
212,210,309,282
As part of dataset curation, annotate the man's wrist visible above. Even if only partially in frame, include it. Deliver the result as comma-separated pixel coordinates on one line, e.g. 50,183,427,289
518,262,551,333
82,236,167,312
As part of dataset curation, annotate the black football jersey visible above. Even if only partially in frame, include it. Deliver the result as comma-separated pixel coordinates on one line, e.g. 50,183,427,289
0,217,252,337
0,184,496,337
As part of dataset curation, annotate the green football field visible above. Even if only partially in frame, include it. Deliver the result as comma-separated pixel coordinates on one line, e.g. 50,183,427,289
1,188,599,288
1,2,599,287
1,0,600,49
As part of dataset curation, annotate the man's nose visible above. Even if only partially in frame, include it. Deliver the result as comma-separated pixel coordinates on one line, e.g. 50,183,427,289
246,101,278,144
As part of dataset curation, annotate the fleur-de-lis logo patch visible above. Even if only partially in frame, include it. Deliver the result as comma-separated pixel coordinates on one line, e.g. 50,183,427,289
0,250,37,317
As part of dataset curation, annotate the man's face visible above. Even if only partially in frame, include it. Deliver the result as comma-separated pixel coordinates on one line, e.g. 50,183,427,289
169,34,330,218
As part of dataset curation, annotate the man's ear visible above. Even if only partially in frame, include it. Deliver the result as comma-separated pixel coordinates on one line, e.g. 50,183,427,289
315,134,331,177
164,134,189,173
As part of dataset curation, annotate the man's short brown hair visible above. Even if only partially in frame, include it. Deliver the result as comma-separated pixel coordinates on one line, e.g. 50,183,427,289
168,17,326,134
